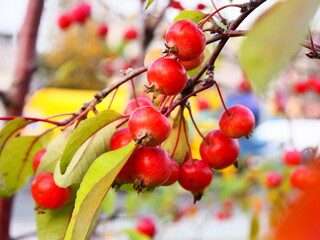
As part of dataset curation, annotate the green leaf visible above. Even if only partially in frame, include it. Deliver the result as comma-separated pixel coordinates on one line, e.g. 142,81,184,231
37,127,74,174
100,188,116,215
0,118,30,152
239,0,320,94
174,10,207,23
54,124,115,187
64,141,136,240
36,197,75,240
59,110,122,174
124,229,151,240
145,0,154,10
0,131,52,197
162,109,188,165
55,60,78,81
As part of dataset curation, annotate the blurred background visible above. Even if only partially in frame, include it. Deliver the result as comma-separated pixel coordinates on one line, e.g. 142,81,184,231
1,0,320,239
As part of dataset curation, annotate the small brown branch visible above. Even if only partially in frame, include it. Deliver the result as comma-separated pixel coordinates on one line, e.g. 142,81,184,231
0,116,63,126
303,40,320,59
206,30,247,44
0,90,11,107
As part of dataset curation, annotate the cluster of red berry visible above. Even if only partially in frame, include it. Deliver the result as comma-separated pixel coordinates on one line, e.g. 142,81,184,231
293,75,320,95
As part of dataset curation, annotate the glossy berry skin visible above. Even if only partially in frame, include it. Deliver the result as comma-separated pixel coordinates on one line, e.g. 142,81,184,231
110,128,132,151
219,104,255,138
200,129,240,169
31,173,71,209
290,166,316,190
57,14,72,30
178,51,204,71
128,106,171,147
32,149,46,172
97,24,108,37
283,148,301,166
179,159,213,202
165,19,206,61
124,96,153,115
123,27,138,40
294,81,308,94
147,58,187,96
265,171,283,188
130,147,171,189
162,159,180,186
136,217,156,238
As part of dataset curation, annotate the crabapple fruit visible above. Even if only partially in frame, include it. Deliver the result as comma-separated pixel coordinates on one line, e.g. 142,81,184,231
178,159,213,202
200,129,240,169
147,57,187,96
128,106,171,147
265,171,283,188
110,128,132,151
32,149,46,172
57,14,72,30
219,104,255,138
283,148,301,166
165,19,206,60
136,217,156,238
178,51,205,71
124,96,153,115
162,158,180,186
31,173,71,209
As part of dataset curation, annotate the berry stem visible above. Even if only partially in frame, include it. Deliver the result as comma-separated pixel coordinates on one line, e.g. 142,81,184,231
210,0,227,24
108,87,119,110
170,109,184,159
182,113,193,162
186,105,209,145
115,116,130,129
45,112,74,119
130,78,138,105
198,4,242,29
0,116,63,126
214,81,230,116
158,95,170,112
62,106,92,130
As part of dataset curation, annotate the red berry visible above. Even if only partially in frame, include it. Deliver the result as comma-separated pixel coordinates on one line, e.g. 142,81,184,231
196,3,206,10
169,1,184,10
110,128,132,151
290,166,317,190
238,79,252,92
294,81,308,94
147,58,187,96
57,14,72,30
197,98,210,111
219,104,255,138
165,20,206,61
200,129,240,169
31,173,71,209
32,149,46,172
124,96,153,115
96,23,108,37
130,147,171,190
123,27,138,40
136,217,156,238
307,75,320,94
265,171,283,188
162,159,180,186
178,159,213,202
178,51,205,71
128,106,171,147
283,148,301,166
70,3,91,24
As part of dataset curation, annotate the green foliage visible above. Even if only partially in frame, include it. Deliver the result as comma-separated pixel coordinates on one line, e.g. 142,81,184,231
239,0,320,94
58,110,121,175
0,131,52,197
64,141,136,240
174,10,207,23
0,118,30,152
249,213,260,240
54,123,115,187
162,109,188,165
145,0,155,10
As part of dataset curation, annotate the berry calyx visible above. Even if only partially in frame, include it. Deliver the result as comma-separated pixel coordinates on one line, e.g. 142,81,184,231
124,96,153,115
162,159,180,186
283,148,302,166
128,106,171,147
219,104,255,139
31,173,71,210
200,129,240,169
136,217,157,238
147,58,187,96
130,147,171,191
32,149,46,172
265,171,283,188
165,19,206,61
178,159,213,202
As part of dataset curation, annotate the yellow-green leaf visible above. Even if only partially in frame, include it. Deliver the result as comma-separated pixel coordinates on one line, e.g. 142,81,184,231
174,10,207,23
239,0,320,94
64,141,136,240
59,110,122,174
